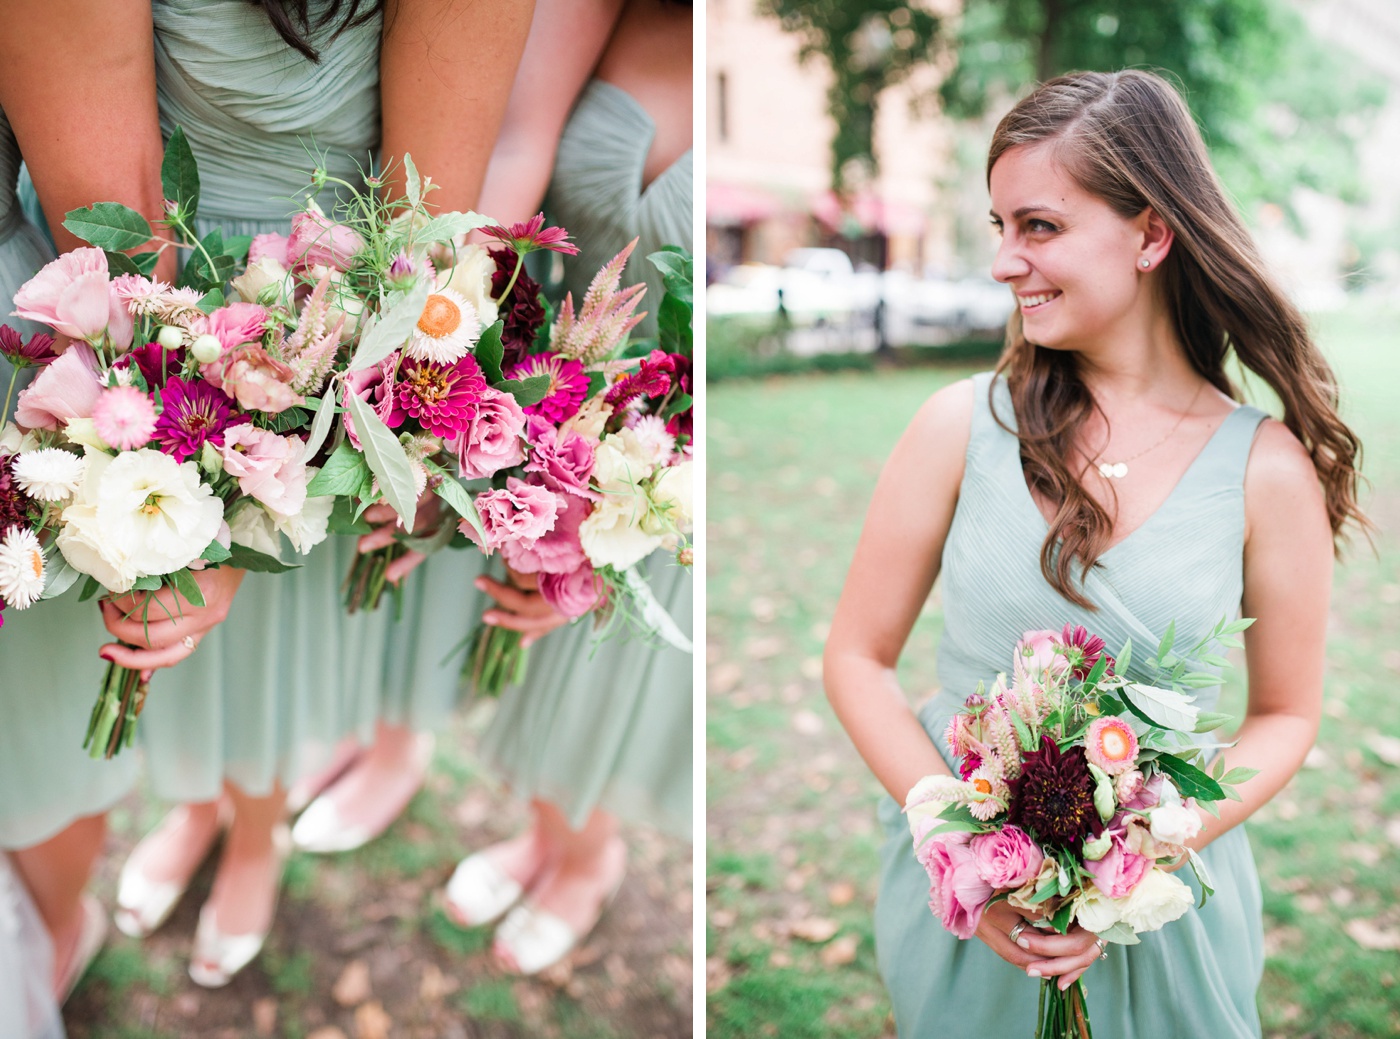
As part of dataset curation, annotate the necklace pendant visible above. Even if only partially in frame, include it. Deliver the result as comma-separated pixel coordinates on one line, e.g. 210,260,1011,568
1098,461,1128,479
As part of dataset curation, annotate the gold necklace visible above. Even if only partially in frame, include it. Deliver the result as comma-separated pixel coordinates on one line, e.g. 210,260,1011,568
1092,380,1206,480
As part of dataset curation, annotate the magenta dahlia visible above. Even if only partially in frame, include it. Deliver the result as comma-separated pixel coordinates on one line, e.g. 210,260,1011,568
0,456,34,533
391,354,489,439
506,352,588,424
153,377,238,461
1006,735,1099,849
1058,623,1114,679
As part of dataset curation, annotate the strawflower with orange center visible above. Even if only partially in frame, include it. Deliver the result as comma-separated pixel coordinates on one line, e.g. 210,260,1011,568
1084,716,1139,776
405,287,480,365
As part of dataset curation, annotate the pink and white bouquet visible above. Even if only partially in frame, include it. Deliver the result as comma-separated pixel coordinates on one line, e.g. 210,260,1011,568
0,128,337,757
905,619,1258,1039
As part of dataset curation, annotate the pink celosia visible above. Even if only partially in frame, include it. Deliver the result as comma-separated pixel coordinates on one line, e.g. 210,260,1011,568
280,270,344,395
505,353,588,424
13,343,102,430
549,239,647,363
92,385,158,450
538,564,602,618
1084,716,1139,776
461,477,560,554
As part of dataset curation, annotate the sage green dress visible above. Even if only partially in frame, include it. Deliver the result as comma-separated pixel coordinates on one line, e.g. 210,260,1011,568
135,0,485,800
875,373,1266,1037
474,81,694,838
0,107,141,850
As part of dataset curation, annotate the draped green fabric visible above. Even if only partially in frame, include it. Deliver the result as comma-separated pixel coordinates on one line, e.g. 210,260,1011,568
875,372,1266,1037
474,81,694,839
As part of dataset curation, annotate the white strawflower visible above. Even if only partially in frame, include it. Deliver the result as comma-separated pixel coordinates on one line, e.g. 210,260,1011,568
12,448,87,501
404,287,481,364
0,527,45,608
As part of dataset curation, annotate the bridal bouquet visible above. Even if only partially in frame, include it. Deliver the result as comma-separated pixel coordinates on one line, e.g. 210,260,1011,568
0,128,334,757
905,619,1258,1039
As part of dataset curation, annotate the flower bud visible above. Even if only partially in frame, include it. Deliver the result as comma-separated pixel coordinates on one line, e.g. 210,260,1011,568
157,325,184,351
191,334,224,364
200,440,224,475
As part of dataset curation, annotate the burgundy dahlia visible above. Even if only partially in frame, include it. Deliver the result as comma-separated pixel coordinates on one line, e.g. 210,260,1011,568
1006,735,1099,849
118,341,182,388
391,354,488,438
1058,623,1114,680
0,456,34,533
490,248,545,368
153,377,238,461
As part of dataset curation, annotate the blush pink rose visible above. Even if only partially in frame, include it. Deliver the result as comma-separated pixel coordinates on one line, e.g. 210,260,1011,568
918,832,993,940
501,491,588,575
462,477,560,554
219,423,309,515
1015,628,1068,680
341,359,396,449
970,826,1044,889
248,232,292,265
288,208,364,271
538,564,602,618
205,344,303,414
1084,831,1153,899
1121,772,1165,812
454,386,526,479
12,248,111,342
14,343,103,430
523,415,598,499
190,302,270,351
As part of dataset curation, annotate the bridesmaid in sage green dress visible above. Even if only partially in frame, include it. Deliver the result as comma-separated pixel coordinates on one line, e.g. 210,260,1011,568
826,71,1357,1037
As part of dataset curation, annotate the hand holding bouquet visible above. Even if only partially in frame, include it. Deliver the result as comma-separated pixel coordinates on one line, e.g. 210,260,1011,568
905,619,1259,1039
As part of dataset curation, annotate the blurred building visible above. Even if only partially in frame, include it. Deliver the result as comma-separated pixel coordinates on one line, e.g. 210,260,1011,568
706,0,956,279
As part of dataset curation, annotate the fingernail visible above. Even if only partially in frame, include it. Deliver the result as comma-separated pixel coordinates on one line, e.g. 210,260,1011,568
1016,938,1030,949
1027,968,1040,978
474,579,487,591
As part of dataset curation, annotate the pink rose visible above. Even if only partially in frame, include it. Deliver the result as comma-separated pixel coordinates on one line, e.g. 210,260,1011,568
190,302,269,351
462,476,560,554
288,208,364,271
220,423,308,515
501,492,588,575
454,386,526,479
1084,830,1152,899
1121,772,1165,811
249,232,292,265
341,359,396,449
538,564,602,618
523,415,598,499
918,832,993,940
970,826,1044,889
205,344,303,414
14,343,102,430
1015,628,1068,680
12,248,112,342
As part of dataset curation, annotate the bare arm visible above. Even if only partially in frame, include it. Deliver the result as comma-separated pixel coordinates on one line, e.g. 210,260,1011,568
0,0,167,257
823,378,973,804
379,0,536,213
476,0,625,222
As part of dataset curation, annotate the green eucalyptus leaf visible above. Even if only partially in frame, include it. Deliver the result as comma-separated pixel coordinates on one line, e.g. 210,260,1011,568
403,153,422,210
77,576,102,602
302,387,339,460
429,471,486,544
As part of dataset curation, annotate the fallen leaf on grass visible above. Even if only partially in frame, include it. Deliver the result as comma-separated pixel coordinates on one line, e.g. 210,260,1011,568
1384,818,1400,849
1365,733,1400,767
792,710,824,736
828,882,856,907
253,997,277,1037
307,1030,349,1039
1345,918,1400,951
354,1000,392,1039
420,963,457,1002
706,957,732,993
789,917,839,943
799,657,823,681
711,663,744,694
452,790,495,828
334,960,371,1007
711,909,736,928
1302,746,1330,770
821,934,859,967
745,637,784,660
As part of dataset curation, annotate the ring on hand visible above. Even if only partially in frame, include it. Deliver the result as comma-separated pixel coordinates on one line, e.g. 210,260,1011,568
1095,937,1108,961
1008,920,1028,944
181,635,196,650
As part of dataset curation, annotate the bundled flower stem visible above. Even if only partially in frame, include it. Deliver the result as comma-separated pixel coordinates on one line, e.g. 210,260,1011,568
343,540,408,616
86,657,148,759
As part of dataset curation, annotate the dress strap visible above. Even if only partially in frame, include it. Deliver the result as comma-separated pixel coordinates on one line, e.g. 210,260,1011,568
1189,403,1268,492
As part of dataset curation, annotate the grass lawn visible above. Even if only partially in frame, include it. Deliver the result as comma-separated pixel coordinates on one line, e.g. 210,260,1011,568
706,304,1400,1038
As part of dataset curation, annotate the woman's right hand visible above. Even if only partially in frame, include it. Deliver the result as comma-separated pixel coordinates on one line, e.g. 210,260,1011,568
974,900,1105,989
98,565,246,674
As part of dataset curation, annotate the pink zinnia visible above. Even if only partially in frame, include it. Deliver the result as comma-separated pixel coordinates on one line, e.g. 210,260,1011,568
506,353,588,424
390,354,489,439
92,385,158,450
481,214,579,256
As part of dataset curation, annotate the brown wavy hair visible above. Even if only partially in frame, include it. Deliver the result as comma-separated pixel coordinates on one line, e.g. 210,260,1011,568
986,69,1367,608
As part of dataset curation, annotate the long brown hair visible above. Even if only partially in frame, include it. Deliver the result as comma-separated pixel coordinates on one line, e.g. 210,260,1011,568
987,69,1367,608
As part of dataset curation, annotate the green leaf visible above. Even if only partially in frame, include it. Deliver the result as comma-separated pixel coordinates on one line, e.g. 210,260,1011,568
1211,757,1225,779
327,496,374,535
415,211,492,244
662,392,693,421
1193,711,1233,733
429,470,486,544
201,538,232,564
131,251,161,276
1220,766,1261,785
1187,848,1215,906
131,574,163,592
1116,638,1132,676
349,281,429,371
344,389,418,528
167,567,206,608
494,375,551,407
647,246,693,298
161,125,201,219
104,250,144,276
1049,900,1076,935
64,203,154,252
1154,753,1226,802
403,153,422,210
587,371,609,399
1083,651,1110,690
77,576,102,602
656,293,691,357
180,229,225,291
263,407,311,434
1177,672,1224,690
1097,921,1142,946
475,321,506,382
39,550,81,600
197,288,225,313
1029,883,1060,905
223,235,253,263
1120,682,1199,731
302,387,339,461
1156,620,1176,663
306,438,371,496
531,297,553,353
226,544,303,573
1008,707,1036,753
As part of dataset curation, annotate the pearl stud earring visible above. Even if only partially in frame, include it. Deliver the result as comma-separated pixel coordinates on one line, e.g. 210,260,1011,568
1140,258,1151,268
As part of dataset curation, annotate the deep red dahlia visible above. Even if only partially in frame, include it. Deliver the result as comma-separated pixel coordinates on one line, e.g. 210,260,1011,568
1006,735,1099,848
0,456,34,534
489,247,545,368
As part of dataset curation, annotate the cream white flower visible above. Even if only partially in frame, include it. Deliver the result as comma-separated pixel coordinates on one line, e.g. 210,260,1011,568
0,527,45,608
649,461,693,533
0,421,42,456
904,774,973,842
230,256,292,307
1073,886,1125,933
1118,868,1194,933
578,493,664,570
404,287,481,364
271,491,334,554
12,448,87,501
227,503,281,558
435,243,500,326
561,397,613,440
1148,802,1202,847
627,414,676,465
593,427,658,492
63,417,111,452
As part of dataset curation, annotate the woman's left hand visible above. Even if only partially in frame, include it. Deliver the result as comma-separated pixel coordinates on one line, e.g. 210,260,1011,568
98,566,246,675
357,490,445,584
477,567,569,647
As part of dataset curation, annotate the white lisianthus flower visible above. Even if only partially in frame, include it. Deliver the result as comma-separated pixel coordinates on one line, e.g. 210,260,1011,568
0,527,46,608
1148,802,1202,847
271,490,334,555
578,494,664,570
230,256,292,307
13,448,87,501
63,417,111,452
1118,868,1194,933
649,460,693,532
1073,885,1125,934
436,243,500,326
56,451,139,590
593,427,657,492
227,504,281,558
0,421,42,456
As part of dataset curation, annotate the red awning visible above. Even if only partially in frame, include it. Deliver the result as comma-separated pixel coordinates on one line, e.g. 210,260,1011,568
706,181,785,224
811,190,927,236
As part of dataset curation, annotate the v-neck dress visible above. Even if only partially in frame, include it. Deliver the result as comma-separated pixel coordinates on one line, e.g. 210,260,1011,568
472,80,694,838
874,372,1268,1037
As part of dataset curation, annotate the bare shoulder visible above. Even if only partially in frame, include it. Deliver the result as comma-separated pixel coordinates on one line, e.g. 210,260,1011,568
1243,417,1329,543
904,377,977,448
880,376,976,502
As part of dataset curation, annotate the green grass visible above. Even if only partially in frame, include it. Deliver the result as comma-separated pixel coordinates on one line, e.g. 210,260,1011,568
456,978,522,1023
706,302,1400,1039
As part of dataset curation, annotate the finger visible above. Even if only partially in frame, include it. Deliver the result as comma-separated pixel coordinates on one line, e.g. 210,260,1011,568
99,640,194,671
482,611,561,635
101,601,184,650
386,550,426,584
362,503,398,524
358,525,400,553
475,577,544,614
974,919,1036,969
1057,966,1090,991
1017,929,1099,958
1025,947,1100,979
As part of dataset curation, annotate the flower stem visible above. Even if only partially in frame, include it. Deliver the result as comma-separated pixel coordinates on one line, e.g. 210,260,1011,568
497,250,525,306
2,364,19,424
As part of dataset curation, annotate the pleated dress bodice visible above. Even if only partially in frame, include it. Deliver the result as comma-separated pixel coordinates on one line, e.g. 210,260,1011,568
875,372,1268,1038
